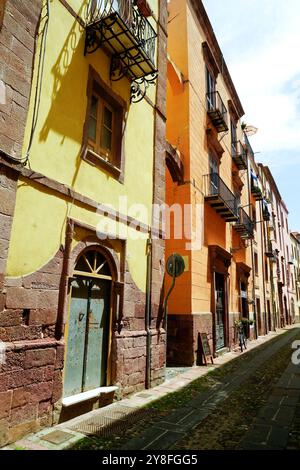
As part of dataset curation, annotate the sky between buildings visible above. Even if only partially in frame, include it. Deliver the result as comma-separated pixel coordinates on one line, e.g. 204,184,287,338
203,0,300,231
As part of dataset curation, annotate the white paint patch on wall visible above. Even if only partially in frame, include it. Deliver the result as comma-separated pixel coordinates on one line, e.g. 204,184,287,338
0,80,6,105
0,340,6,365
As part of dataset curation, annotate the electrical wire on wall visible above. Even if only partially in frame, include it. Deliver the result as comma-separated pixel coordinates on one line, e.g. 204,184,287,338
9,0,50,167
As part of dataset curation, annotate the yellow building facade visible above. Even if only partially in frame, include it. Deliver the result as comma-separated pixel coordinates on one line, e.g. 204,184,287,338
0,0,167,444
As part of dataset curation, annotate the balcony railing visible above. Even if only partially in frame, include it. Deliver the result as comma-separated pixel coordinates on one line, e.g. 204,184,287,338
206,91,229,132
251,176,263,201
85,0,157,80
204,173,238,221
244,133,255,160
265,240,276,258
231,140,248,170
262,205,271,221
234,208,254,239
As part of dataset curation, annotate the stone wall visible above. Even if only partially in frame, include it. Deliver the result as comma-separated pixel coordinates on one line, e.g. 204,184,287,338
167,311,253,365
0,0,42,158
0,248,64,446
113,329,166,397
167,313,213,366
0,165,19,292
0,340,63,445
0,0,43,318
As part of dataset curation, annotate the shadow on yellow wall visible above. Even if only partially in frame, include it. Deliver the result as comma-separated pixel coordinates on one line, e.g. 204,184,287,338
38,1,131,192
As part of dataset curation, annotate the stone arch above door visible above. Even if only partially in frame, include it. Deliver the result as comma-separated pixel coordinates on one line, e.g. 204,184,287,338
70,239,122,284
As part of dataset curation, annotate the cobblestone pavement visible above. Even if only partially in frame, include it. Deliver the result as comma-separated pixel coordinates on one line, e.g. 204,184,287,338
123,327,300,450
239,358,300,449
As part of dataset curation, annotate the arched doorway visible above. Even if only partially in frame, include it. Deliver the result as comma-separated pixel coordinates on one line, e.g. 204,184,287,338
64,248,114,398
240,282,250,338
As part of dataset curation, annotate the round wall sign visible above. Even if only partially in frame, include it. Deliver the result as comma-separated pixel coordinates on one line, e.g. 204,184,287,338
166,253,185,278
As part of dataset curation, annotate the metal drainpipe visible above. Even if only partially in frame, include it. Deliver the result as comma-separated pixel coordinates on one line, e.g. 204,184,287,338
145,237,152,389
246,157,258,339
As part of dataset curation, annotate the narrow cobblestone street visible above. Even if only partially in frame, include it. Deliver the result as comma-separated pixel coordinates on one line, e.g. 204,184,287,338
4,326,300,451
70,327,300,451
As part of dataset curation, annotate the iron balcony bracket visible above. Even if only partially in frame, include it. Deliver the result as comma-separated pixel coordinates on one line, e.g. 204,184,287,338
84,2,158,103
130,72,158,103
84,21,107,56
110,54,158,103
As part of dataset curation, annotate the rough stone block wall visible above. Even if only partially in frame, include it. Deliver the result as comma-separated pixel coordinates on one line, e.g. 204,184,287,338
0,0,42,158
167,313,213,366
0,341,63,445
0,165,19,292
0,249,64,447
167,311,254,364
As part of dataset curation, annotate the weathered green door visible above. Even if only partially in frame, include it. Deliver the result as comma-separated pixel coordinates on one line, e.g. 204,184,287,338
84,281,110,391
64,277,111,397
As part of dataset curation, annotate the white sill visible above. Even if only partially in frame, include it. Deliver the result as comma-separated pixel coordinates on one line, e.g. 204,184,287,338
62,386,118,407
84,148,121,175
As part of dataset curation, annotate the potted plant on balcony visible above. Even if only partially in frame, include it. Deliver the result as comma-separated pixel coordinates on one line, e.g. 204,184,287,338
252,185,263,199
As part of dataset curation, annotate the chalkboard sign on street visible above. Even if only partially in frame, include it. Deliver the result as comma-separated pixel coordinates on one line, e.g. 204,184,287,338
198,332,214,366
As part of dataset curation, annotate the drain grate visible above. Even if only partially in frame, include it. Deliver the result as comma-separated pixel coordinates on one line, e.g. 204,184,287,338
69,405,154,438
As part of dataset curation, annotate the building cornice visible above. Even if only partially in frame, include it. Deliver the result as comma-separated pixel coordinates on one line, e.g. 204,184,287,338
260,164,289,213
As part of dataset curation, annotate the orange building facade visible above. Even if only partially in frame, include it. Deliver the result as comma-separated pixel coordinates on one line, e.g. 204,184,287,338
165,0,255,363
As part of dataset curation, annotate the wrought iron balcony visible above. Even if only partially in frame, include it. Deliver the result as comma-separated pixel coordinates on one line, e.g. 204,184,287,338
262,201,271,221
251,179,263,201
206,91,229,132
234,208,254,239
204,173,238,222
265,240,276,258
244,133,255,160
231,140,247,170
85,0,157,99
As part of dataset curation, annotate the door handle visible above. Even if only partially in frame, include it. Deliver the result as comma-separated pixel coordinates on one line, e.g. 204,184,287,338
78,312,85,322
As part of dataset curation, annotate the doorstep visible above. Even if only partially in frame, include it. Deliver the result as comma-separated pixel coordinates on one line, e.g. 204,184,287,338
2,324,298,451
62,386,119,407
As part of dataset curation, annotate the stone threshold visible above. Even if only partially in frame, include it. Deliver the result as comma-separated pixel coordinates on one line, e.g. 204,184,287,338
2,324,298,451
62,386,119,407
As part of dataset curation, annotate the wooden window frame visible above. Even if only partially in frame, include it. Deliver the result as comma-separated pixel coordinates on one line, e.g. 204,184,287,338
82,66,127,183
230,119,237,144
87,93,115,162
209,151,219,175
205,65,216,110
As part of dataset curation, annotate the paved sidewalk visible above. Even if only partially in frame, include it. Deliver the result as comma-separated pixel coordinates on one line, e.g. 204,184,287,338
2,325,298,450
